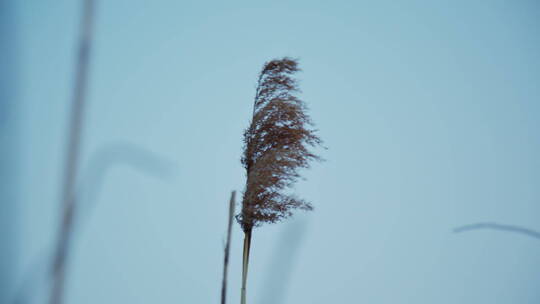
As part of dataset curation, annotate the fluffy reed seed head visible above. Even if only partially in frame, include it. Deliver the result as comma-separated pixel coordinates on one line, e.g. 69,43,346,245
237,57,323,232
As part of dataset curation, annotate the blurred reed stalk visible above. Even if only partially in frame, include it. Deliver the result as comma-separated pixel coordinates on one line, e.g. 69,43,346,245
221,191,236,304
49,1,96,304
13,143,172,304
454,222,540,240
259,220,307,304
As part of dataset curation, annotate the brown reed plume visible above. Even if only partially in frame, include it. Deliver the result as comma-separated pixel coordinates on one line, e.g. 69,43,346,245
237,57,323,304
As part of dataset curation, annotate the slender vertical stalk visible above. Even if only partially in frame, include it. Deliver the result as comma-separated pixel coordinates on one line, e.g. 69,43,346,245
221,191,236,304
49,1,96,304
240,229,252,304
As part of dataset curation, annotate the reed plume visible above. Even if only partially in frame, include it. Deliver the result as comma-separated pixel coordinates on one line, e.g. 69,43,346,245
237,57,323,304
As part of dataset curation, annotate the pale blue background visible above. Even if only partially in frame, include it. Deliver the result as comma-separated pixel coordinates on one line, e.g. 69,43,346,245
2,1,540,303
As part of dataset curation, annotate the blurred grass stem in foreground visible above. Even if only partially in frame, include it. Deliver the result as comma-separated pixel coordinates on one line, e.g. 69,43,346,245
49,1,96,303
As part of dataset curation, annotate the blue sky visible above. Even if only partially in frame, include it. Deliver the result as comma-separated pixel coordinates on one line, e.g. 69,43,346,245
2,1,540,303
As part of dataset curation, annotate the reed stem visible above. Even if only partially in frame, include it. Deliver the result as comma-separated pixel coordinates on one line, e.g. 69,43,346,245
221,191,236,304
240,229,252,304
49,1,95,303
